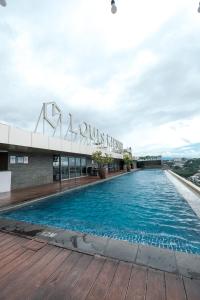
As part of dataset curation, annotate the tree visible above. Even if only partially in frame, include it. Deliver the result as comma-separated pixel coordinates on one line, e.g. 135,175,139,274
123,153,133,172
92,151,113,179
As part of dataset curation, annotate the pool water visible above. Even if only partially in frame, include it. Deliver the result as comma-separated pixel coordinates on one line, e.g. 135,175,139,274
1,169,200,254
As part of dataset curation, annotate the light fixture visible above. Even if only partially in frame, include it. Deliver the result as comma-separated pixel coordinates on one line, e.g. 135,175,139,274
111,0,117,14
198,2,200,13
0,0,7,7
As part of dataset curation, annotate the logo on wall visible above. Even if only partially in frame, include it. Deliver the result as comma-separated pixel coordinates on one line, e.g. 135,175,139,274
34,102,123,154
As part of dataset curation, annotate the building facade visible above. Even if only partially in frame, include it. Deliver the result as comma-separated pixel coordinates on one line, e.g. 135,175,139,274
0,102,124,192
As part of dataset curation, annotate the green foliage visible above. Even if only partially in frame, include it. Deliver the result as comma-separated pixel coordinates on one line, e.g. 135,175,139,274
172,158,200,178
92,151,113,167
123,153,132,166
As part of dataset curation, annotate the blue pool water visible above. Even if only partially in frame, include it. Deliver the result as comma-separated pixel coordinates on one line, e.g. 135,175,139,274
1,169,200,254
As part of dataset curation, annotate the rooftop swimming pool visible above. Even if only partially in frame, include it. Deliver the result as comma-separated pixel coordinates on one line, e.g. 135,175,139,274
1,169,200,254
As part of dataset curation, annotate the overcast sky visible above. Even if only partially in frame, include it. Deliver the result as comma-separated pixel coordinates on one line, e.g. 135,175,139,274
0,0,200,157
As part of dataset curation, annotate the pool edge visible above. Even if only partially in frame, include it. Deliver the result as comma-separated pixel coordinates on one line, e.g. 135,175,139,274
165,170,200,218
0,217,200,280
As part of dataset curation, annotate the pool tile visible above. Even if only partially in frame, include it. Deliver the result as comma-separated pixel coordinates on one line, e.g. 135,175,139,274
136,245,177,273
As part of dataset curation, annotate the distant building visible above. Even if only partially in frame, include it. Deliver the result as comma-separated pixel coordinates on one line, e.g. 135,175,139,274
136,156,162,168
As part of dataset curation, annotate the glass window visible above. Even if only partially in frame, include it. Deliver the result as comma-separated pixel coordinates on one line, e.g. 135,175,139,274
81,158,87,176
76,158,81,177
69,157,76,178
61,156,69,179
53,155,60,181
17,157,24,164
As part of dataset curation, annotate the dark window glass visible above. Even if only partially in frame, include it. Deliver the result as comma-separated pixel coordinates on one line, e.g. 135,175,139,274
0,152,8,171
81,158,87,176
69,157,76,178
53,155,60,181
76,158,81,177
61,156,69,179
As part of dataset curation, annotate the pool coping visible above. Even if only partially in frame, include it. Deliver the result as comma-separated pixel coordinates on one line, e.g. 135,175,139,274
0,168,200,279
166,170,200,218
0,217,200,279
167,169,200,196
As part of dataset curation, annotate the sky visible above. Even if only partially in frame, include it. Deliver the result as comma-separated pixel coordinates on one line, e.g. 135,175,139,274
0,0,200,157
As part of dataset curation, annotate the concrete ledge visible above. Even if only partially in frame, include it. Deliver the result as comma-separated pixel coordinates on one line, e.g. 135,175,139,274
136,244,177,273
0,218,200,279
166,170,200,218
167,170,200,195
175,251,200,278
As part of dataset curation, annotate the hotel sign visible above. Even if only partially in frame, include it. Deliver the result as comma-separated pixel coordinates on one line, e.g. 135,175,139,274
34,102,123,154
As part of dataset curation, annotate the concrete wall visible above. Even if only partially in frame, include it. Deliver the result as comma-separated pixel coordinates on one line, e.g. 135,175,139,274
8,152,53,190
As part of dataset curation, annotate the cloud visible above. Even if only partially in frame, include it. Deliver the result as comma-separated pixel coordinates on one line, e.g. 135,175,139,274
0,0,199,157
161,143,200,158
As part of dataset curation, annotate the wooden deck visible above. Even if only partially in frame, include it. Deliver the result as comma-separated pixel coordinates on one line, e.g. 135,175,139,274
0,232,199,300
0,171,125,209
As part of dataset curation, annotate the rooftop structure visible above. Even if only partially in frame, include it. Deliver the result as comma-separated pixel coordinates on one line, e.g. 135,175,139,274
0,102,125,192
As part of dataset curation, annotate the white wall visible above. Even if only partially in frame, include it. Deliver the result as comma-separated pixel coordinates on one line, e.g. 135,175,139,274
0,123,123,159
0,171,11,192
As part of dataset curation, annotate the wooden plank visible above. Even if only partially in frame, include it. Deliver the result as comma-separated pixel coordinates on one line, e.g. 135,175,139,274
0,244,27,269
0,232,15,240
67,256,105,300
86,258,118,300
30,248,71,287
184,277,200,300
46,251,82,285
23,239,47,251
53,253,92,291
145,269,165,300
0,231,6,238
125,264,147,300
39,253,92,300
0,249,35,280
0,238,22,258
11,248,72,300
0,234,17,247
0,236,27,260
31,251,82,300
105,261,132,300
0,231,10,237
0,244,53,289
0,246,61,299
165,273,186,300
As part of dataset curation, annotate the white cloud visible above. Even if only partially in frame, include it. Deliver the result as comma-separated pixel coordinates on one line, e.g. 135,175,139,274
0,0,200,157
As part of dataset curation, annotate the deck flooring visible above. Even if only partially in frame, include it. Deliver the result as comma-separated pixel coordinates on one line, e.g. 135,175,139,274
0,171,125,209
0,232,199,300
